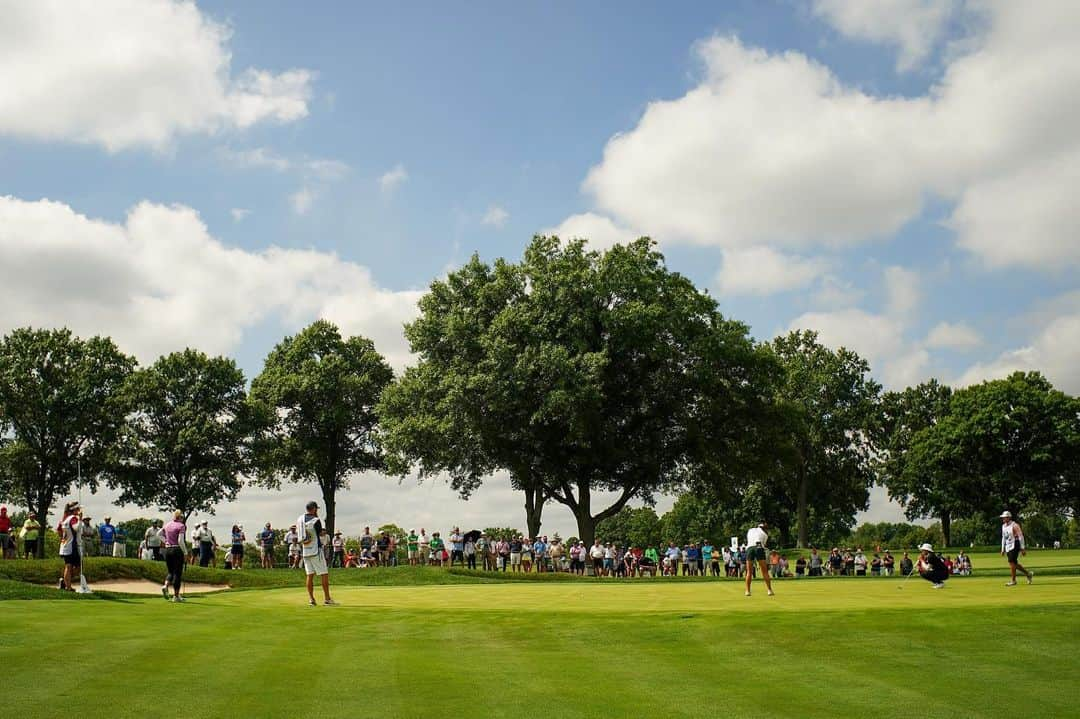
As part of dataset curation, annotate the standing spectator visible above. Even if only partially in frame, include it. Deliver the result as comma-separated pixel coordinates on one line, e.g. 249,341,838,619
809,548,822,577
532,536,547,573
604,543,617,577
407,529,420,566
285,525,300,568
321,528,332,565
843,549,855,576
871,554,882,576
259,523,276,569
297,500,335,606
449,527,465,568
687,544,701,576
20,512,41,559
854,549,868,576
98,516,116,557
795,555,806,578
197,521,216,567
828,548,842,576
229,525,246,570
882,550,895,576
744,522,775,597
161,510,188,602
80,516,97,558
430,532,446,567
645,545,660,574
376,531,391,566
899,551,913,576
145,520,164,561
360,526,374,556
665,542,680,577
188,525,200,565
113,523,127,558
0,506,11,559
702,541,714,576
57,501,82,591
679,545,690,576
418,528,430,565
768,550,781,578
508,536,523,572
521,539,534,573
495,536,510,571
589,540,605,577
332,531,346,568
464,535,477,569
475,533,490,570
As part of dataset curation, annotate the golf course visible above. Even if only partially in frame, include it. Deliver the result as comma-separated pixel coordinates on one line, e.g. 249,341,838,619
3,551,1079,719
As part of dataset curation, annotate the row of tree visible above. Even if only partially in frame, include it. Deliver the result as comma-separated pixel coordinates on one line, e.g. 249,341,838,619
2,236,1077,554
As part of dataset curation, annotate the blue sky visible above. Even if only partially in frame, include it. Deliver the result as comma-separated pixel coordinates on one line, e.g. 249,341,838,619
2,1,1077,537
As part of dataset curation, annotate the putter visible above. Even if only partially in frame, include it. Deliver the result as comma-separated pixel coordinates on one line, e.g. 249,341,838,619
897,569,917,590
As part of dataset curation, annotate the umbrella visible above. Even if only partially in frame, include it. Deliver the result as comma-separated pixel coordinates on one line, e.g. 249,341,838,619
464,529,482,542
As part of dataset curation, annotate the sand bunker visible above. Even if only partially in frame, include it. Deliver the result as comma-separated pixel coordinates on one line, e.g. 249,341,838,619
89,579,228,595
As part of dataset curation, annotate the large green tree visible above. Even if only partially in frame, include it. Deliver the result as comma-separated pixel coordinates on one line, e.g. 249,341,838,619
249,321,394,536
381,236,778,546
0,328,134,555
768,330,881,548
875,379,959,543
904,372,1079,526
107,349,250,521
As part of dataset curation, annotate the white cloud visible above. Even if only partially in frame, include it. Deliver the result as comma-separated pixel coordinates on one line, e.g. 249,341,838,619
884,266,920,318
957,309,1080,394
543,212,638,250
925,321,982,350
219,147,349,180
716,247,829,296
481,206,510,228
0,195,421,370
230,208,251,222
787,308,905,367
290,188,314,215
379,164,408,194
813,0,959,71
569,2,1080,271
0,0,313,151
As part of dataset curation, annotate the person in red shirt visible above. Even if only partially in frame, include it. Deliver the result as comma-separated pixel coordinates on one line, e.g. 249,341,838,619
0,506,12,560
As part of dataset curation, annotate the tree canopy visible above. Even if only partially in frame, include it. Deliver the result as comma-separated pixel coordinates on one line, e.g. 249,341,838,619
249,320,394,536
107,349,250,521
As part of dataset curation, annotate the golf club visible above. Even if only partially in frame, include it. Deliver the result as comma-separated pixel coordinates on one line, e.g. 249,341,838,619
897,569,918,590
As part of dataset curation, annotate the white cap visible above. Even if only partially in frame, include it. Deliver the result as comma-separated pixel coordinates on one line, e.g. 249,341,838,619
1000,511,1012,519
918,543,934,552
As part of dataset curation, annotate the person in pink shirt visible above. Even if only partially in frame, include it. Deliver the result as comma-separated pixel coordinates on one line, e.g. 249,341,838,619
160,510,189,602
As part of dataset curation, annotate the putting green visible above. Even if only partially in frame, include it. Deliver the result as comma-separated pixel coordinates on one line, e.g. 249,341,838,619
3,573,1077,719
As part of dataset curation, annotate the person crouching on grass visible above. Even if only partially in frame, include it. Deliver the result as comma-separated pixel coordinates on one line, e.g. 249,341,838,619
744,522,775,597
916,543,948,589
298,501,335,606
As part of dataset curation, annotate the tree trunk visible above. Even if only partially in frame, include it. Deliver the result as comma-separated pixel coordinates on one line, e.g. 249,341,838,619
322,484,336,538
34,494,51,559
574,507,597,550
941,509,951,548
523,486,543,539
797,461,809,549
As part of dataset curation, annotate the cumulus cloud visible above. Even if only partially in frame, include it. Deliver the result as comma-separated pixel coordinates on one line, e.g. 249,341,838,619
379,164,408,194
957,300,1080,394
230,208,251,222
0,0,313,151
542,212,638,250
219,147,350,180
0,195,421,370
481,206,510,228
884,266,920,318
567,2,1080,271
813,0,959,71
716,247,829,296
925,321,982,350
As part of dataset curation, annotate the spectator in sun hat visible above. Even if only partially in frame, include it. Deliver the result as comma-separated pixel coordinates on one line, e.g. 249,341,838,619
20,511,41,559
98,516,116,556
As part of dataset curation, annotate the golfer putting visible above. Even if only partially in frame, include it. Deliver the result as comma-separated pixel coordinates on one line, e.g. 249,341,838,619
916,543,948,589
1000,511,1033,586
744,522,774,597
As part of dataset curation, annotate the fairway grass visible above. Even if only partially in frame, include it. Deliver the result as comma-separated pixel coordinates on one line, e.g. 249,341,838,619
4,575,1078,719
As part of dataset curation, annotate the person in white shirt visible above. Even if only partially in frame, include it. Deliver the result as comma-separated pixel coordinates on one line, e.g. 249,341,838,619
145,520,164,561
1000,511,1033,586
298,500,335,606
745,522,775,597
285,525,300,568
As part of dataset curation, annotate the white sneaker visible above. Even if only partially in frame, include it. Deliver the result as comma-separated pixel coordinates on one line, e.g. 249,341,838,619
1005,580,1017,586
324,599,337,606
308,599,316,606
767,589,775,596
932,582,944,589
744,591,751,597
1026,572,1033,585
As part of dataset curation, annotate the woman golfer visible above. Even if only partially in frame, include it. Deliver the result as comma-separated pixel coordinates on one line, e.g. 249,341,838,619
57,501,82,591
745,522,775,597
161,510,188,602
916,543,948,589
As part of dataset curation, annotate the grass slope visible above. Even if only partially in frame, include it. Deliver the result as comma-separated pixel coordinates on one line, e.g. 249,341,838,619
2,574,1078,719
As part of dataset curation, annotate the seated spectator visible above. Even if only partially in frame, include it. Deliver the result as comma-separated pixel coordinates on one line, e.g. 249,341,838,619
344,549,360,568
637,554,658,577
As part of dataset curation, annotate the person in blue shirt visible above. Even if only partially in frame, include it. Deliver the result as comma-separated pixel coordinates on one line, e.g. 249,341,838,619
686,544,700,576
258,523,275,569
532,538,547,573
98,517,116,557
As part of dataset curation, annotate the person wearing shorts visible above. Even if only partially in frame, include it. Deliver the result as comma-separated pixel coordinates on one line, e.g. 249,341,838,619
20,512,41,559
230,525,245,569
744,522,774,597
57,501,82,591
407,530,419,566
259,523,275,569
112,524,127,558
298,501,335,606
590,540,605,577
1000,511,1033,586
285,525,300,568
